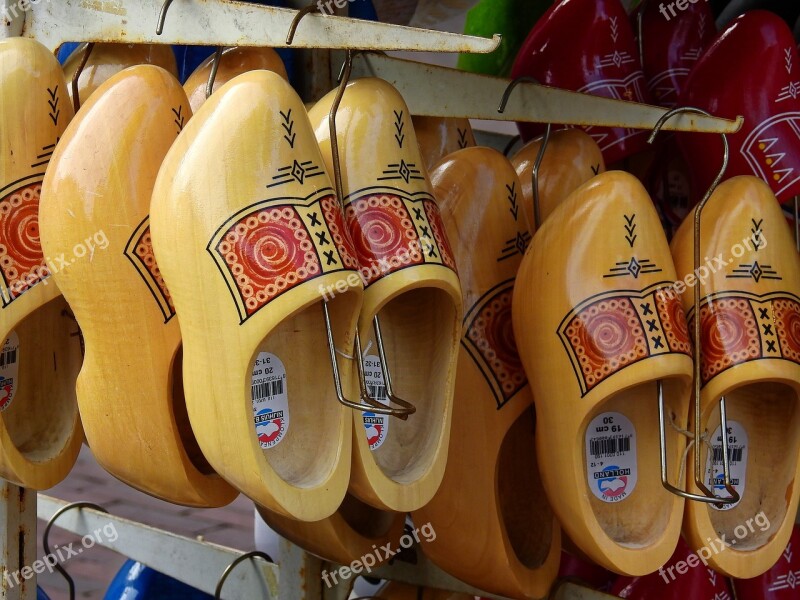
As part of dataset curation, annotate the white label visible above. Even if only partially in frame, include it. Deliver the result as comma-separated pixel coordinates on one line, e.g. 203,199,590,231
0,331,19,412
251,352,289,449
362,354,389,451
705,421,748,511
585,412,638,503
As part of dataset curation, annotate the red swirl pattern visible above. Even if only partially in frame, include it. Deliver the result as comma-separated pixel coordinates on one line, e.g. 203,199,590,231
217,206,319,317
424,198,457,271
656,292,692,355
321,196,358,270
699,299,759,383
133,225,174,314
773,299,800,362
0,183,49,302
565,298,648,391
465,287,526,403
345,194,424,286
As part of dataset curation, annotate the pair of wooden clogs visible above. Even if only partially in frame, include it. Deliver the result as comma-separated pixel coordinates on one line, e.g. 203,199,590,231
514,158,800,579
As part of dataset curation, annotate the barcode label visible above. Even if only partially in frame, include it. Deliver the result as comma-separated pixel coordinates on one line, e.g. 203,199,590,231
711,447,744,463
252,379,284,401
363,355,389,450
0,348,16,368
590,436,631,458
367,383,388,404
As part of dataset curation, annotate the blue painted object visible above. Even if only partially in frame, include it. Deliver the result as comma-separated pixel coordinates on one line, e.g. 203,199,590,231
36,586,50,600
104,559,213,600
347,0,378,21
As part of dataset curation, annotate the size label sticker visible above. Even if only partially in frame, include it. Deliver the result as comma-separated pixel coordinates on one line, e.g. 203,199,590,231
586,412,637,503
251,352,289,449
0,331,19,412
705,421,748,511
362,354,389,451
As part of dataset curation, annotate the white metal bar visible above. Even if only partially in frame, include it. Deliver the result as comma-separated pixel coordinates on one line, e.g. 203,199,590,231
0,0,500,53
351,52,744,134
0,482,37,600
37,495,279,600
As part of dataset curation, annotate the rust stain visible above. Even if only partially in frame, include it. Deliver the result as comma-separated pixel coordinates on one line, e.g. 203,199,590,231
78,0,126,16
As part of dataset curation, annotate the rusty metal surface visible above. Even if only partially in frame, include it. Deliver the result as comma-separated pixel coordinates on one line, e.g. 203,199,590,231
350,52,744,134
0,0,500,53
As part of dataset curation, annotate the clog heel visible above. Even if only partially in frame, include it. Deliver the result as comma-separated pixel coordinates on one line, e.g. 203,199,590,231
411,116,475,171
512,171,693,575
0,38,82,488
413,147,560,599
39,65,237,507
672,176,800,578
150,70,363,521
308,78,462,512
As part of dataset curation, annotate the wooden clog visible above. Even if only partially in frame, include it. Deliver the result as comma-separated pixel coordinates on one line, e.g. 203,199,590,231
308,78,463,512
183,46,288,112
510,0,651,165
510,128,605,230
63,43,178,105
0,38,82,489
39,65,237,507
671,176,800,578
679,11,800,203
412,147,560,599
411,116,475,172
256,494,404,566
150,70,363,521
512,171,693,575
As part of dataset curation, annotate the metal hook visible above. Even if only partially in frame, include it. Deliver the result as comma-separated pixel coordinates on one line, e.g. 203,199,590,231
206,47,224,99
328,50,415,419
71,42,94,114
155,0,174,35
649,106,739,507
42,502,108,600
214,550,273,599
286,4,320,46
498,76,551,231
502,135,521,157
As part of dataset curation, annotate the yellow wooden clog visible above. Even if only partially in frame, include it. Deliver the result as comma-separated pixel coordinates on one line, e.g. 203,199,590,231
671,175,800,578
413,147,560,599
0,38,82,489
39,65,237,507
510,128,605,230
63,43,178,105
512,171,693,575
411,116,476,171
150,70,362,521
183,46,288,112
257,494,404,566
308,78,463,512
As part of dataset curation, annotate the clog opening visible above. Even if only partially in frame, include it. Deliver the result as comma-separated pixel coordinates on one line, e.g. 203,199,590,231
254,290,358,488
339,493,397,538
6,297,81,462
497,405,554,569
367,287,457,483
170,345,216,476
700,382,800,551
584,378,686,547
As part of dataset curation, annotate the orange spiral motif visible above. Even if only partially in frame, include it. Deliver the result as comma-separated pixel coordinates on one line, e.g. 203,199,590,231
657,292,692,354
774,299,800,362
699,299,759,382
0,183,48,304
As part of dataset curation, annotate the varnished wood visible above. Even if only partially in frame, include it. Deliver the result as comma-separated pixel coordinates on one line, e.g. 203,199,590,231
257,494,404,565
413,147,560,599
0,38,82,489
183,46,288,112
512,171,692,575
39,65,237,507
510,128,605,230
62,43,178,104
671,175,800,578
411,116,476,171
150,70,362,521
308,78,463,512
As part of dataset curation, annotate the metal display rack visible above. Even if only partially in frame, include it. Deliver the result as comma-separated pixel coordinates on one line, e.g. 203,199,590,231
0,0,744,598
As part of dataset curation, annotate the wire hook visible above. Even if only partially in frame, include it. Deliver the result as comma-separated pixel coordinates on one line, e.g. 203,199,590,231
206,47,224,99
649,106,739,507
286,4,320,46
214,550,273,599
71,43,95,114
155,0,174,35
42,502,108,600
